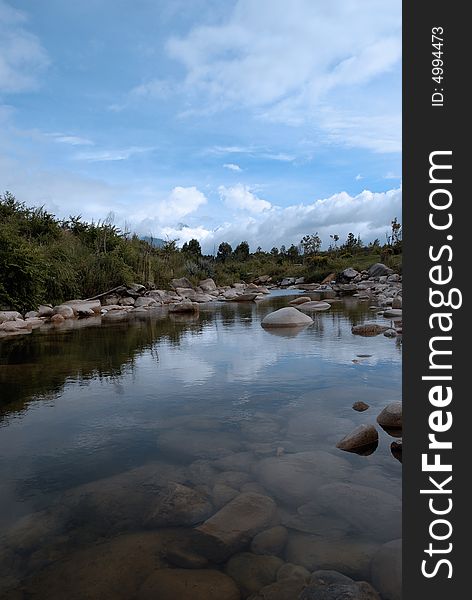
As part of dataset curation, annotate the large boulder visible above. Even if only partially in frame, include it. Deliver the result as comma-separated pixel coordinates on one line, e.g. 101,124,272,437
196,492,277,559
368,263,394,278
63,299,101,315
52,305,75,319
377,402,402,429
261,307,313,328
137,568,240,600
0,311,23,323
342,268,360,280
168,301,199,313
251,526,288,556
336,424,378,454
229,293,258,302
134,296,158,308
288,296,312,305
199,278,218,292
38,305,54,317
370,539,402,600
225,552,284,597
171,277,194,290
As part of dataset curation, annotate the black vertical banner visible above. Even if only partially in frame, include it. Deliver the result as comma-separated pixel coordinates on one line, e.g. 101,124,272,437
404,2,467,599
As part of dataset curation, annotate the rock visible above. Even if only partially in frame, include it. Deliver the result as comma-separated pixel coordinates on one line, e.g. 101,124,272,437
199,278,218,292
299,581,381,600
196,492,277,559
277,563,310,582
52,305,74,318
387,274,400,283
254,451,351,506
288,296,312,305
377,402,402,429
315,483,401,542
309,570,354,586
280,278,296,286
63,299,101,315
25,317,43,328
194,293,214,303
371,539,402,600
251,526,288,556
342,268,360,280
320,274,336,285
214,452,256,473
351,323,389,336
50,313,65,324
285,533,378,579
134,297,158,308
215,470,251,489
383,329,397,338
261,307,313,328
166,545,209,569
118,296,136,306
229,293,258,302
336,424,378,454
247,577,306,599
298,301,331,312
352,402,369,412
212,483,239,509
225,552,284,597
0,320,29,333
171,277,194,290
38,305,54,317
126,283,146,295
383,309,402,318
137,568,240,600
368,263,394,278
391,440,402,463
24,310,39,319
176,287,198,299
391,296,402,309
0,311,23,324
168,301,199,313
158,429,241,461
145,482,213,527
22,532,167,600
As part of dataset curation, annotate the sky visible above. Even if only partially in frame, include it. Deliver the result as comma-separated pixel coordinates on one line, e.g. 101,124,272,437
0,0,401,252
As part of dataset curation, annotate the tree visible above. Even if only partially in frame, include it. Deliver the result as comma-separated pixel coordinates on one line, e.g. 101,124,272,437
279,245,286,257
182,238,202,258
216,241,232,262
342,232,358,251
234,241,250,261
300,233,322,255
270,247,279,257
329,234,339,251
287,244,300,262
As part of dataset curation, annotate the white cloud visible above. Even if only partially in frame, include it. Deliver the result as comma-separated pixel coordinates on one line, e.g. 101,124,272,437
73,146,153,162
223,163,242,172
384,171,401,180
355,174,363,181
0,0,49,93
166,0,401,153
52,135,94,146
156,185,207,220
219,183,272,214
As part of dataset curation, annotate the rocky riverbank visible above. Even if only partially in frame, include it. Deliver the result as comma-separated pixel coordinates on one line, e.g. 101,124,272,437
0,263,401,339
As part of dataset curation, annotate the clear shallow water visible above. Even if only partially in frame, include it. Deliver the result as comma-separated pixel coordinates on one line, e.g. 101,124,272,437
0,292,402,598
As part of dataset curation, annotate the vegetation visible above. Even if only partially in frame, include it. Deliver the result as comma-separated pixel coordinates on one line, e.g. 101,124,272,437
0,192,402,312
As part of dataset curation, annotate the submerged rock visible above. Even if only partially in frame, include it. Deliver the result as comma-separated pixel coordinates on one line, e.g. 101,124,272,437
251,526,288,556
137,568,240,600
377,402,402,429
247,577,306,599
145,482,213,527
261,307,313,328
370,539,402,600
351,323,389,336
225,552,284,597
196,492,277,560
299,581,381,600
352,402,369,412
298,301,331,312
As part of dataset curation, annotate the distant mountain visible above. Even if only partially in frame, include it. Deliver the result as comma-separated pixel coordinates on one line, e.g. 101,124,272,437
141,236,166,248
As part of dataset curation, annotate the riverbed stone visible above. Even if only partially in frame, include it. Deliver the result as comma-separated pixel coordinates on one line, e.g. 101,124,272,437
309,570,354,586
212,483,239,509
247,577,306,600
299,581,381,600
225,552,284,597
288,296,312,305
134,296,158,308
285,533,378,579
370,539,402,600
196,492,277,559
336,424,378,454
277,563,310,581
298,301,331,312
368,263,393,278
21,531,167,600
145,482,213,527
315,482,401,542
38,305,54,317
168,300,199,313
137,568,240,600
261,307,313,328
214,451,256,473
383,309,402,318
52,305,75,319
377,402,402,429
251,526,288,556
352,401,369,412
158,429,241,461
254,451,351,506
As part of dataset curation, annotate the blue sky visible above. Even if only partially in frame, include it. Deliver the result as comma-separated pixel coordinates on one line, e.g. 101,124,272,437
0,0,401,251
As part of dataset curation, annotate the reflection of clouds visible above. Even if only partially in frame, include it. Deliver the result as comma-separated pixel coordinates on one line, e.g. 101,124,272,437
144,309,401,385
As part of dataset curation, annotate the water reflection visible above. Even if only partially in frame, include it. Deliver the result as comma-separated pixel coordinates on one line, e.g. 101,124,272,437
0,291,401,599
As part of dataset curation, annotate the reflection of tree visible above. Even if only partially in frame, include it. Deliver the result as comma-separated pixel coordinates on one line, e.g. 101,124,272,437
0,312,219,419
